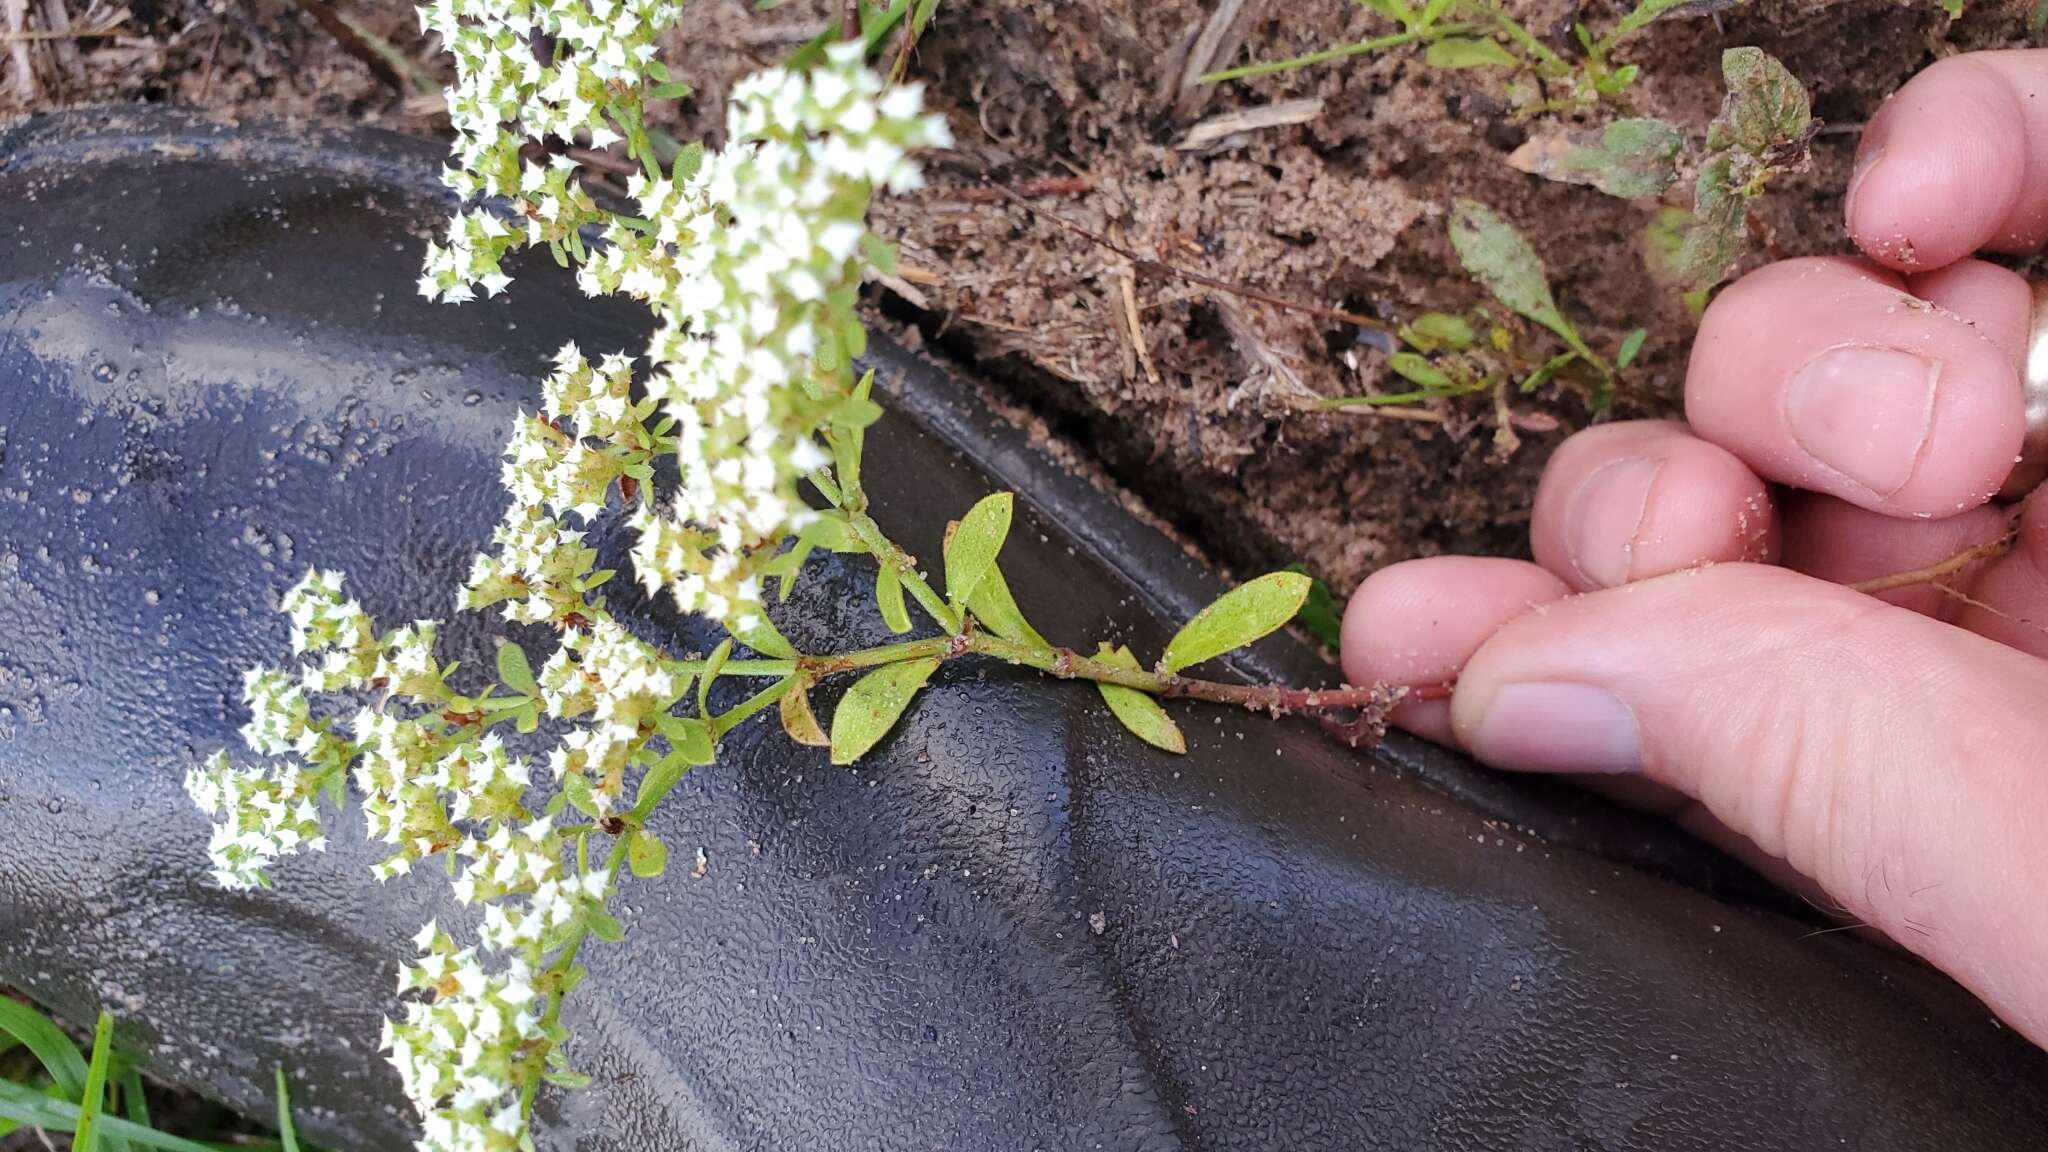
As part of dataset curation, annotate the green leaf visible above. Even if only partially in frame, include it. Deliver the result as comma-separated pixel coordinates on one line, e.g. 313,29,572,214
1447,200,1578,349
0,998,89,1099
1425,36,1517,69
649,81,693,101
1677,153,1747,290
543,1067,595,1090
1511,118,1684,200
1092,645,1186,754
672,140,706,183
1406,312,1474,350
1281,563,1342,651
698,638,732,718
1711,47,1813,161
943,492,1013,609
562,772,600,819
833,369,877,499
74,1012,114,1152
1417,0,1456,27
495,641,536,696
1616,327,1648,370
875,564,911,634
585,910,625,943
964,563,1047,648
1640,206,1695,288
860,233,898,276
628,831,669,878
655,714,716,766
829,657,940,765
778,679,830,746
737,617,798,660
1160,571,1313,674
1519,350,1580,394
1386,352,1452,388
275,1066,302,1152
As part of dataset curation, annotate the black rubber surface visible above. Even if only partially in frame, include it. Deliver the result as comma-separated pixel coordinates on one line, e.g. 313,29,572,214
2,109,2044,1150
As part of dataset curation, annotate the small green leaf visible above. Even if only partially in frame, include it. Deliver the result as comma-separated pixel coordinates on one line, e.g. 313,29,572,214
698,638,732,717
655,714,716,766
628,831,670,878
965,563,1047,648
543,1068,595,1090
1387,352,1453,389
1407,312,1474,350
672,140,706,183
1510,118,1684,200
1281,563,1342,651
737,617,798,660
495,641,537,696
585,910,625,943
1519,350,1580,394
1447,200,1577,348
779,679,830,746
1616,327,1648,370
1712,47,1813,160
1160,571,1312,674
876,564,912,633
1425,36,1517,69
562,773,600,818
943,492,1014,609
1092,645,1186,754
861,233,898,276
649,81,693,101
1640,206,1695,288
829,657,940,765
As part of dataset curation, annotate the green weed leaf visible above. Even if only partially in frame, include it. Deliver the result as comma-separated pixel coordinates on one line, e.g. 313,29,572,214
74,1012,114,1152
875,564,912,633
965,563,1047,647
1161,571,1312,673
1281,563,1342,651
737,617,798,659
1387,352,1453,388
1510,118,1683,200
1406,312,1474,351
1093,645,1186,754
1448,200,1576,347
275,1066,303,1152
698,638,732,718
829,657,940,765
943,492,1013,610
1616,327,1648,369
0,998,89,1098
495,640,537,696
628,831,670,879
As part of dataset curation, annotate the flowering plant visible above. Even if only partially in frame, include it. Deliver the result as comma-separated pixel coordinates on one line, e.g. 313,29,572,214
185,6,1406,1149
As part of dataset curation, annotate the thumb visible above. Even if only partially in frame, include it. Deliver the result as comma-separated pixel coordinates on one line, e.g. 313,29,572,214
1450,563,2048,1043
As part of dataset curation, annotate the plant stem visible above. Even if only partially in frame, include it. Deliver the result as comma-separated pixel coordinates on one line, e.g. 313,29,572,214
520,835,632,1117
846,510,963,633
1480,2,1569,74
1201,23,1475,83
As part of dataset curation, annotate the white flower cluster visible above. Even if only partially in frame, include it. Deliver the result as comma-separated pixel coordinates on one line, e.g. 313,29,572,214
535,619,675,810
284,569,380,691
415,0,680,301
184,751,327,890
384,924,544,1152
579,44,948,634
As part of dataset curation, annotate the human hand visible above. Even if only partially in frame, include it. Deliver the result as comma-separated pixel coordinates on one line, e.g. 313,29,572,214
1342,49,2048,1046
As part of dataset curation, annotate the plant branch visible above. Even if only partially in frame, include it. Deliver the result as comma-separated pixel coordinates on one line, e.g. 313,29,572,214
1850,516,2023,596
846,510,963,632
1199,22,1476,83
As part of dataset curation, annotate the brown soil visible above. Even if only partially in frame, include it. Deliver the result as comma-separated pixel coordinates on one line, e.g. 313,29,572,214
3,0,2038,592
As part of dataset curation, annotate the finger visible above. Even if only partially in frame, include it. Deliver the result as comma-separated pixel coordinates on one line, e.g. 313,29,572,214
1528,420,1776,591
1905,260,2034,363
1951,491,2048,657
1340,557,1568,744
1448,562,2048,1045
1849,50,2048,269
1686,257,2024,516
1779,490,2012,619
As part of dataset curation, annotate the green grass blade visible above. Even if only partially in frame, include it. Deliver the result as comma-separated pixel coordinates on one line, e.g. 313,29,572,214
120,1064,150,1126
275,1066,302,1152
0,1078,228,1152
75,1011,116,1152
0,998,89,1098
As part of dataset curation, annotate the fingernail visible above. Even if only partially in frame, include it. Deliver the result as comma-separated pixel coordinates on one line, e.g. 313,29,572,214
1469,682,1641,774
1565,456,1661,588
1785,345,1940,498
